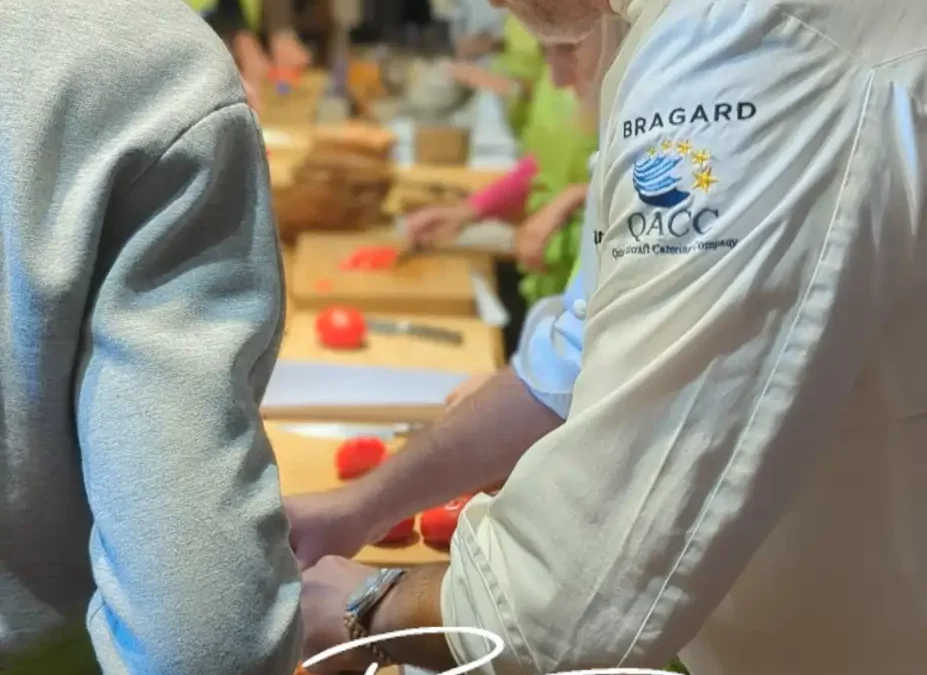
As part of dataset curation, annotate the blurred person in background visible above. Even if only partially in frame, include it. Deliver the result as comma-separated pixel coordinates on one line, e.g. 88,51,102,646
431,0,506,60
189,0,312,107
269,0,334,68
405,33,598,350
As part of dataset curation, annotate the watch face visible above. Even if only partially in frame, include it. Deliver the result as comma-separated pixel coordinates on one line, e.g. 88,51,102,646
347,569,394,614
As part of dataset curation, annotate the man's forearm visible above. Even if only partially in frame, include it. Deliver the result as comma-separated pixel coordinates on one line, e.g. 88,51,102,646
369,564,456,671
551,184,589,223
350,367,562,534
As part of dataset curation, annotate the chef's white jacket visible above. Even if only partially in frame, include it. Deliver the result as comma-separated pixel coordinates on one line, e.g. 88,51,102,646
441,0,927,674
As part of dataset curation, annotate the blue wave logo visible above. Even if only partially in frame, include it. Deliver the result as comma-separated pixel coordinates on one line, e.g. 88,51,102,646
632,140,719,208
632,152,690,208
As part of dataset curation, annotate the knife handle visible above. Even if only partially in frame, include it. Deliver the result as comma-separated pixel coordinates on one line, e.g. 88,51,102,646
407,325,464,345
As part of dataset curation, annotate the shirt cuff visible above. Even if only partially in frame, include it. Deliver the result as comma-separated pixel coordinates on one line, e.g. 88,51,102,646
510,297,583,420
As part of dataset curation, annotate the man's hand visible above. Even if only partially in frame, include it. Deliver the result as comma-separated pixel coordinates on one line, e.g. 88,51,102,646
285,484,383,570
301,560,455,673
300,557,379,675
271,29,312,71
517,184,589,271
404,203,476,248
447,61,520,97
515,210,558,272
455,34,500,60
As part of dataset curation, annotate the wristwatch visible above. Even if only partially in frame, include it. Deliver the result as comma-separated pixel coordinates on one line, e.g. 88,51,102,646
344,568,407,665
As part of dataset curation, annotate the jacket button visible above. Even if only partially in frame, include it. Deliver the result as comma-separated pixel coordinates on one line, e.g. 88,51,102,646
571,299,587,319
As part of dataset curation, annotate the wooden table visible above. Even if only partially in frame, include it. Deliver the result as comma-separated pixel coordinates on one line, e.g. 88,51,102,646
289,231,477,317
268,423,449,567
281,310,501,373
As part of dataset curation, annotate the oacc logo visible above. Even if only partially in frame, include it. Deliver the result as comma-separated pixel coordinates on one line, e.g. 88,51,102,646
609,138,738,259
631,139,717,209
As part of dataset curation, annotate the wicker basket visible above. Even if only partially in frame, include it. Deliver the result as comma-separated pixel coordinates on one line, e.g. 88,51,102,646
275,148,394,242
311,123,396,160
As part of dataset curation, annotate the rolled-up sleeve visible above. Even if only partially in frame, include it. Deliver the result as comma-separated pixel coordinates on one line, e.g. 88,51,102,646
512,150,598,419
78,103,301,674
441,2,897,672
510,266,586,420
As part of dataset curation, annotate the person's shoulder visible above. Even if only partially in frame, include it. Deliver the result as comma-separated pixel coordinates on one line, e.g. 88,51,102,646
661,0,927,69
1,0,236,84
0,0,247,178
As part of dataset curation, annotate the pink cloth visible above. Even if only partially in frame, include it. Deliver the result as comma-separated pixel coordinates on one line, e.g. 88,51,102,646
467,155,539,219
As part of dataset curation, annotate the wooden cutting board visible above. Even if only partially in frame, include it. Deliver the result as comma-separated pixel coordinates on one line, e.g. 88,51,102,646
290,232,476,316
281,310,501,372
267,424,449,567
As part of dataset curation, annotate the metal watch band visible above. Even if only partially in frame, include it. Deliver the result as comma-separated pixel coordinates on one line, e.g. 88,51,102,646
344,568,407,666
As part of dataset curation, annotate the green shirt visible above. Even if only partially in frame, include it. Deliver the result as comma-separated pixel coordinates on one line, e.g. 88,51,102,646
517,67,598,307
493,16,544,136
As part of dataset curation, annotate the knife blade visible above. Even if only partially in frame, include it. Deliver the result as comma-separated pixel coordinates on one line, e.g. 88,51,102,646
366,318,464,345
280,421,425,441
394,244,421,266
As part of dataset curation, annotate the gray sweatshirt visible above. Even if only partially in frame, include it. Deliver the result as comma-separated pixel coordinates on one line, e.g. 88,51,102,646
0,0,302,672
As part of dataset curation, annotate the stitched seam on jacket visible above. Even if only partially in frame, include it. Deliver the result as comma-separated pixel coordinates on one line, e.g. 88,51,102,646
454,511,542,674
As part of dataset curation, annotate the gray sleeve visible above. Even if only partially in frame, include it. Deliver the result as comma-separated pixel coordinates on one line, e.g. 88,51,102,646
77,102,302,675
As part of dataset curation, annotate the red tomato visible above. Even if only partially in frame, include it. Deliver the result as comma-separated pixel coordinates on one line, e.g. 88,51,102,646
335,437,387,480
269,66,300,85
339,246,400,271
420,495,473,549
316,306,366,349
376,516,416,545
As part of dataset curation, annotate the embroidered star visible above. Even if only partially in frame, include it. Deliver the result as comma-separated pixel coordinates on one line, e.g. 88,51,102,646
692,166,719,193
691,149,712,167
661,139,674,152
676,140,693,156
647,146,658,158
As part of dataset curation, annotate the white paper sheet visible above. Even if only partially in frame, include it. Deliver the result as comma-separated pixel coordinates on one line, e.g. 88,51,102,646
261,360,470,410
469,269,510,328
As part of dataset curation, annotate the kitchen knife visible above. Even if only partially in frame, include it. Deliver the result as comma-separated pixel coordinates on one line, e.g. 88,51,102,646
394,244,422,265
280,421,425,441
366,318,464,345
